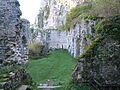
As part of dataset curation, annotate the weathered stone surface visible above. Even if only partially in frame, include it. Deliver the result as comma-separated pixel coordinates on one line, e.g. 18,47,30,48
0,0,30,65
73,38,120,85
35,0,86,30
0,69,32,90
35,18,96,57
34,0,120,86
34,0,94,57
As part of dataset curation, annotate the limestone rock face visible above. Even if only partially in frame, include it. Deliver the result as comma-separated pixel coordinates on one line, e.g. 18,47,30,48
35,18,96,57
34,0,90,57
35,0,86,30
34,0,120,86
0,0,30,65
73,38,120,85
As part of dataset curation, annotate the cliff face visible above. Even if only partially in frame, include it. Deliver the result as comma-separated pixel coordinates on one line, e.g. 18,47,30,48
73,15,120,85
0,0,30,65
35,0,86,30
38,19,96,57
35,0,120,85
35,0,89,57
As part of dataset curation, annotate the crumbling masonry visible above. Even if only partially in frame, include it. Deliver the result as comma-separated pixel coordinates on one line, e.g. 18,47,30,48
0,0,30,66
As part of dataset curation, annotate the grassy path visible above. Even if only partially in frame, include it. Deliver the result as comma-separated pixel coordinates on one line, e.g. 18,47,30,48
26,50,76,85
26,50,94,90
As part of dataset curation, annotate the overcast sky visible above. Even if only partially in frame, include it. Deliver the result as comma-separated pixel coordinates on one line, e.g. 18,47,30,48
18,0,41,24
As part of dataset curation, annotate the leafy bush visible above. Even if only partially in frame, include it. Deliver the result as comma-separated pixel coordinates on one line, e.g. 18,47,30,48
28,41,46,59
64,3,92,30
92,0,120,17
96,15,120,41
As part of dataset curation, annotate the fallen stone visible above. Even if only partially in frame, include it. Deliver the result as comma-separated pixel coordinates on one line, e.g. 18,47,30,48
17,85,28,90
37,86,61,89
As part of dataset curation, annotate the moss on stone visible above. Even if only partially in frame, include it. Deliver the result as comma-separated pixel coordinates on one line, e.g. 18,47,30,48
0,78,8,82
96,19,111,34
78,37,103,61
96,15,120,41
0,74,9,78
80,14,98,20
63,3,92,30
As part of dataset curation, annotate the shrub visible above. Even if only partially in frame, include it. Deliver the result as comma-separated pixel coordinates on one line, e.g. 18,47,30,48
96,15,120,41
92,0,120,17
28,41,45,59
64,3,92,30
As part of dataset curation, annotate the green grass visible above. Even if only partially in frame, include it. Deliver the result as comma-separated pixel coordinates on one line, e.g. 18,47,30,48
26,50,76,85
26,49,94,90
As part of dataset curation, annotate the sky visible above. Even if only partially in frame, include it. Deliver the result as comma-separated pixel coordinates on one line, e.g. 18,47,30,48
18,0,42,24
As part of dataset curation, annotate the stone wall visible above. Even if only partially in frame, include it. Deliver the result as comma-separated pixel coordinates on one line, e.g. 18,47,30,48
0,0,30,65
0,69,32,90
34,0,93,57
36,18,96,57
73,15,120,85
34,0,120,86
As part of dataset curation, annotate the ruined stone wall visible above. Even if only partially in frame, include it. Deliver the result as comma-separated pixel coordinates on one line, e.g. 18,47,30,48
0,0,30,65
35,18,96,57
34,0,120,86
0,69,32,90
34,0,94,57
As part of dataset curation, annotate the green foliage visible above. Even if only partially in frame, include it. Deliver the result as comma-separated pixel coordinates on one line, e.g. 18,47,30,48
58,0,120,31
80,14,98,20
62,80,94,90
78,37,103,61
96,15,120,41
28,41,45,59
57,26,67,31
0,65,23,74
86,34,92,39
64,3,92,30
26,50,76,86
92,0,120,17
96,19,111,34
89,24,96,34
0,78,8,82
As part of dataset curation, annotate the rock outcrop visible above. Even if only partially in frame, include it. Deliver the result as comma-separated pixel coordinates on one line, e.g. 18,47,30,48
34,0,90,57
0,0,30,65
73,15,120,86
36,19,96,57
34,0,120,87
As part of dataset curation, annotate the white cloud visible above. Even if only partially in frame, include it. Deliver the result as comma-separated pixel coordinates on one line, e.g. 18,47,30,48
18,0,41,24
